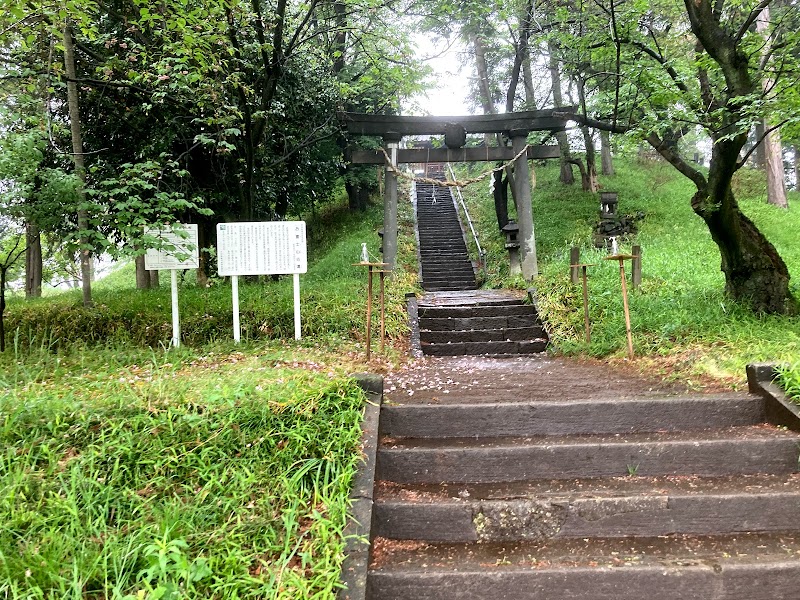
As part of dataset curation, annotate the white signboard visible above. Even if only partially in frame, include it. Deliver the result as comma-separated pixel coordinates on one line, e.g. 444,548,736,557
217,221,307,276
144,224,199,270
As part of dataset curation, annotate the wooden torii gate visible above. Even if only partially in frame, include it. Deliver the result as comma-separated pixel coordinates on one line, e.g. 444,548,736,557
339,110,569,280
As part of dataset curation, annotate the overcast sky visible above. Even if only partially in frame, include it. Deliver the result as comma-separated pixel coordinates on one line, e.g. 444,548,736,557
406,35,473,117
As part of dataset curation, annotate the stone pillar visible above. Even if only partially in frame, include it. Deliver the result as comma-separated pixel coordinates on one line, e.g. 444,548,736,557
510,130,538,279
383,132,401,270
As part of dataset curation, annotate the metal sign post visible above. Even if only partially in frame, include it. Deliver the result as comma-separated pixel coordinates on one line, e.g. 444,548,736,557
144,224,200,348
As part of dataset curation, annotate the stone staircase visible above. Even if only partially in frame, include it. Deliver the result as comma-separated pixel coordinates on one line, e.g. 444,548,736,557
417,290,548,356
415,180,477,292
367,358,800,599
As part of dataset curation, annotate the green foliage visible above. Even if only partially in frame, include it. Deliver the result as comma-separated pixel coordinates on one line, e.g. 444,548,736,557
0,344,366,598
4,202,414,349
458,155,800,378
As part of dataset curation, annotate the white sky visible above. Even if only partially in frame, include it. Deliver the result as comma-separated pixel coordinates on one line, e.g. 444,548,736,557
405,35,473,117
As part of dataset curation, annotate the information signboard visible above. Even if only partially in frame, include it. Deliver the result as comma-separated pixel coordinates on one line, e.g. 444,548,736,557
217,221,307,276
144,224,199,270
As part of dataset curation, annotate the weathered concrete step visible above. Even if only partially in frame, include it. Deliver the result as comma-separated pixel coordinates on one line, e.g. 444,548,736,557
420,315,540,331
367,534,800,600
380,394,764,438
421,339,547,356
374,475,800,542
377,427,800,483
419,326,545,344
418,304,537,318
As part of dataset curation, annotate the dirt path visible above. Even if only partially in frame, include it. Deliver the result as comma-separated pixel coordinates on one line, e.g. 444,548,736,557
384,355,708,404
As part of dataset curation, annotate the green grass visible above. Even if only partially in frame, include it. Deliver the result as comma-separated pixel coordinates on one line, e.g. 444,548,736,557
0,191,423,598
0,342,367,599
457,155,800,383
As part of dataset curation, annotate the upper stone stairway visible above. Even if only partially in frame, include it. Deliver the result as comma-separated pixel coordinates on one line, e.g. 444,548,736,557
415,180,477,292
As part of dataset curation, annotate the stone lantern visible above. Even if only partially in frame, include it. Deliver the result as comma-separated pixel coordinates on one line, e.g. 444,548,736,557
600,192,619,218
502,221,522,276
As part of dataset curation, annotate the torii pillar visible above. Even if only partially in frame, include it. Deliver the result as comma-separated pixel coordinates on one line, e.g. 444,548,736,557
382,132,401,270
510,129,538,279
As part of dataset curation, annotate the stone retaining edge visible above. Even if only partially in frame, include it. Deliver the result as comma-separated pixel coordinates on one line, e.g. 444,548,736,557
338,373,383,600
746,362,800,432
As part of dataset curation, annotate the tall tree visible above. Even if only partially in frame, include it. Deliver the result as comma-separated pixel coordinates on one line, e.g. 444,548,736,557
756,5,788,208
553,0,800,313
63,21,93,307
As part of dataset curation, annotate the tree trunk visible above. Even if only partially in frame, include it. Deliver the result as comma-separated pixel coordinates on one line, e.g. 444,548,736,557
600,131,615,176
580,126,599,192
692,139,792,313
471,32,496,116
63,22,92,307
576,74,598,192
149,270,159,288
754,7,788,208
492,171,510,230
795,145,800,191
522,52,535,109
763,130,788,208
25,222,42,298
196,219,213,287
135,255,151,289
547,41,574,185
0,267,6,352
753,122,767,168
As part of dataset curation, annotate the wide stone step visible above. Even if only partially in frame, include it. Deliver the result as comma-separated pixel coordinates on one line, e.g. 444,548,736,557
419,315,540,331
420,339,547,356
422,274,475,280
377,427,800,483
380,394,764,438
423,284,480,292
373,473,800,542
418,291,524,307
367,534,800,600
418,304,538,318
420,325,545,344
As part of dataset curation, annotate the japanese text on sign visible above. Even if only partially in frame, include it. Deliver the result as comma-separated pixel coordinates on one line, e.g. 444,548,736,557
144,224,199,270
217,222,307,276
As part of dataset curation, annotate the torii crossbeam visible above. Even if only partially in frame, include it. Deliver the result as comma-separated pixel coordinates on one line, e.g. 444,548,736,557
339,110,571,280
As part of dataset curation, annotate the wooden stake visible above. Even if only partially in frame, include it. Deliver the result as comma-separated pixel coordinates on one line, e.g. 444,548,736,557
571,263,596,344
605,254,636,359
353,262,389,362
379,270,386,353
366,265,373,361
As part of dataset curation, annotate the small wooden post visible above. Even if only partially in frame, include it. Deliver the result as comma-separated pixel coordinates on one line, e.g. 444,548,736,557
605,254,636,359
353,262,389,361
379,270,387,353
571,263,596,343
366,265,373,361
631,245,642,289
570,247,580,284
